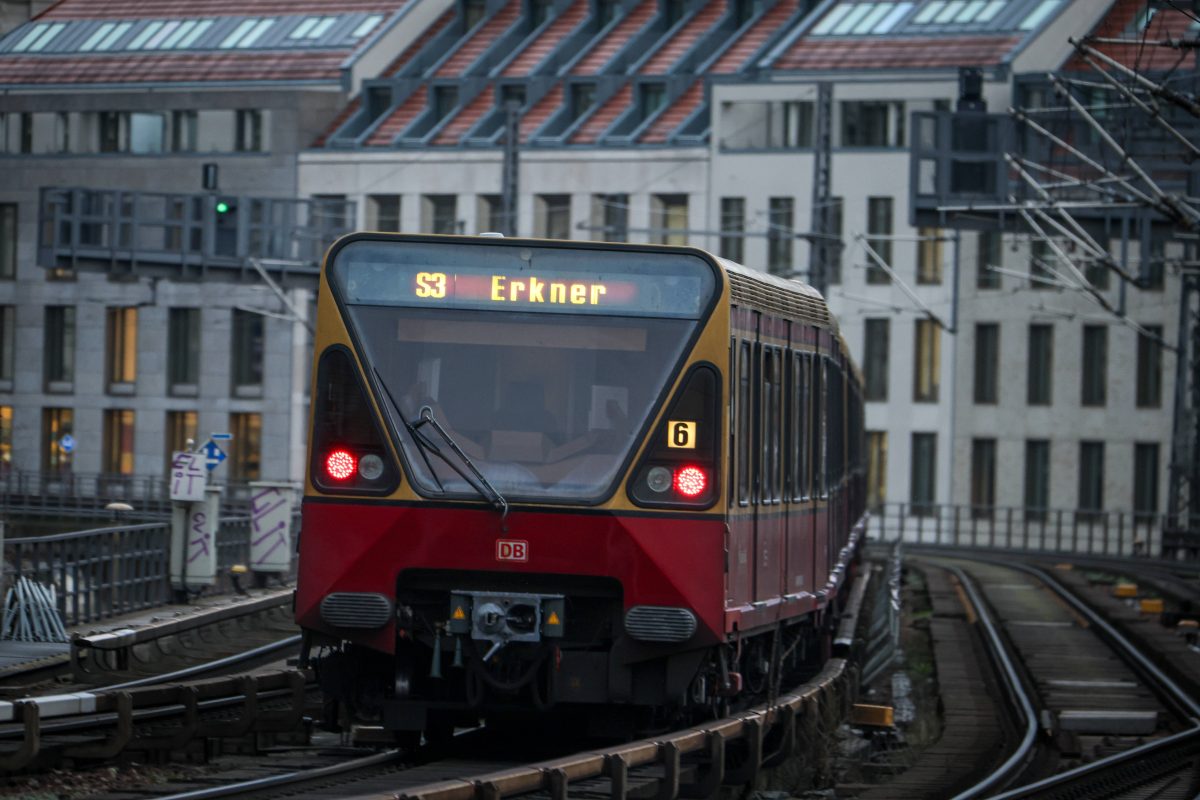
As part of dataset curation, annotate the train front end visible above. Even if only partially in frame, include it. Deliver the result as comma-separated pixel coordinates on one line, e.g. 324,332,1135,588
295,234,728,735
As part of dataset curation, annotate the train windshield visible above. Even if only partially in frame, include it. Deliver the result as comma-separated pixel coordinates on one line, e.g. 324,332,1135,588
329,239,717,503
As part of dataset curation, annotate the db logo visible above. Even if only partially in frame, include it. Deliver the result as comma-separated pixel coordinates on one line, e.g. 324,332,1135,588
496,539,529,562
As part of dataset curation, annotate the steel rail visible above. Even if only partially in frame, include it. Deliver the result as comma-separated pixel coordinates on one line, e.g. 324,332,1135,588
104,633,301,690
154,749,405,800
944,566,1040,800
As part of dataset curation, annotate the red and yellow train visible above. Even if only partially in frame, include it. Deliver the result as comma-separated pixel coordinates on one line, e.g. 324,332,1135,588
295,233,865,738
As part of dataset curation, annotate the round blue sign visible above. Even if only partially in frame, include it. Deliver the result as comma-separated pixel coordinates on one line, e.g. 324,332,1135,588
59,433,75,453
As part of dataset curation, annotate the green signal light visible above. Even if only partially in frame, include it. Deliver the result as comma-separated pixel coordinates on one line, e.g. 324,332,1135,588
215,201,230,214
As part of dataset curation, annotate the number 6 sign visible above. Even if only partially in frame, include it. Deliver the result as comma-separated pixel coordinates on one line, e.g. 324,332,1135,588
667,420,697,449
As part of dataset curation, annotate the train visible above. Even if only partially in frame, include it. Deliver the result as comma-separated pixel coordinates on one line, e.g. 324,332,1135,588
295,233,866,740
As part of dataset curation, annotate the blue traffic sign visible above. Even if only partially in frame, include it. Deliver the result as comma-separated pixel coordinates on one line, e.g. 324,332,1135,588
202,440,227,471
59,434,75,453
211,432,233,441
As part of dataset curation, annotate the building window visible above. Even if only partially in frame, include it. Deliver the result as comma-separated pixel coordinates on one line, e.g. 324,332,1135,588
1078,441,1104,517
1027,324,1053,405
719,197,744,262
0,305,12,384
535,194,571,240
171,110,197,152
917,227,943,284
569,83,596,122
367,195,401,231
44,305,75,392
1134,442,1158,518
0,405,10,468
718,101,813,149
866,430,886,509
99,111,124,152
866,197,892,284
129,112,164,154
974,323,999,404
977,231,1001,289
840,100,904,147
1136,326,1163,408
651,194,688,246
433,86,459,120
971,438,996,516
1030,239,1055,289
1086,260,1110,291
102,409,135,475
1082,325,1107,407
231,309,264,395
827,196,844,285
590,193,628,242
0,203,15,280
230,412,262,480
1024,439,1050,520
639,83,666,119
168,307,200,394
910,432,936,515
1143,239,1165,291
235,109,263,152
165,410,198,474
767,197,794,275
42,407,73,473
422,194,458,234
863,318,889,401
106,306,138,391
913,319,940,403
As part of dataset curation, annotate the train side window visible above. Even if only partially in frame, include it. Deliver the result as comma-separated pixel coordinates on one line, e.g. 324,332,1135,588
752,340,762,503
793,351,807,501
769,346,783,503
737,339,751,504
783,347,793,501
760,346,779,504
814,354,826,499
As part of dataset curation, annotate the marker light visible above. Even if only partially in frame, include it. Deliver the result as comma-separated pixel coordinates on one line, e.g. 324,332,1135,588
647,466,672,493
326,449,356,481
674,466,706,498
359,453,384,480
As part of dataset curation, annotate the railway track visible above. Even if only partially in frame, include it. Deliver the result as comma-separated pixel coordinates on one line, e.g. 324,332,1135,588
906,556,1200,799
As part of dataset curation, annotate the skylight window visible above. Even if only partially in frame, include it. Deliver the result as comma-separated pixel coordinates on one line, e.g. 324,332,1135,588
95,22,132,50
934,0,965,22
955,0,986,22
1019,0,1059,30
127,21,164,50
12,22,65,52
80,23,116,52
220,19,259,48
351,15,384,38
289,17,320,38
873,2,913,32
174,20,213,48
854,3,894,33
832,3,875,34
913,1,946,23
308,17,336,38
235,19,275,48
144,20,181,48
976,0,1006,23
811,4,854,35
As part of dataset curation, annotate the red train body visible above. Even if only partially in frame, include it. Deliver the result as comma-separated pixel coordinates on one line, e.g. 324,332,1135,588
295,234,865,736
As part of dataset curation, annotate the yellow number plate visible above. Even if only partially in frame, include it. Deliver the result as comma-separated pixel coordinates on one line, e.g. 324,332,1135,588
667,420,697,449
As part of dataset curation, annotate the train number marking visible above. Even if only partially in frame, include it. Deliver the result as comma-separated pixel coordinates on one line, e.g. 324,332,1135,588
496,539,529,562
667,420,697,449
415,271,447,298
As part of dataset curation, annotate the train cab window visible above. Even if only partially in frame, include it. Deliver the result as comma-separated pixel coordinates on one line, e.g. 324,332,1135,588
737,339,752,504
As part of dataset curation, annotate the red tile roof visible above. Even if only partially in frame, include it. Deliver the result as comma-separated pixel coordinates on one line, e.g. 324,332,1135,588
641,78,704,143
0,50,348,84
520,82,563,141
364,85,427,145
711,0,795,74
570,82,632,143
1065,0,1197,71
502,0,588,77
772,35,1023,70
312,95,362,147
572,0,656,75
38,0,401,19
432,89,493,145
436,0,520,77
640,0,726,74
382,8,454,77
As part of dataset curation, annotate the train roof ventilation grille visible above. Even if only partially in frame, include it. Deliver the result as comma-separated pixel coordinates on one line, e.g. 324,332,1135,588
727,271,831,327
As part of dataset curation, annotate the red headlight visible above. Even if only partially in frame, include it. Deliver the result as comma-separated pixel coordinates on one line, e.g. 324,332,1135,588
674,466,707,498
326,449,356,481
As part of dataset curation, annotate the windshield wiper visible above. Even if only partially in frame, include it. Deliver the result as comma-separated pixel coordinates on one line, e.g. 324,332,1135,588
373,369,509,521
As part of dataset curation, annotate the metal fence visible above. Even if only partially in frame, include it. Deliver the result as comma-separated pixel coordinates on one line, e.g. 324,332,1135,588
865,503,1199,561
1,515,291,626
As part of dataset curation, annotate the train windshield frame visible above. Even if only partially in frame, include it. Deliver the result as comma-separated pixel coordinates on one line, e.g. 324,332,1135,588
326,237,720,506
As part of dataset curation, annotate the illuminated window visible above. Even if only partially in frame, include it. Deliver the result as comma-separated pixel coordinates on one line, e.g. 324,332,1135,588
231,309,264,395
103,409,136,475
651,194,688,245
913,319,940,402
866,430,886,509
106,307,138,390
230,412,262,480
165,410,198,473
44,305,75,391
42,407,73,473
917,226,943,284
0,405,9,468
